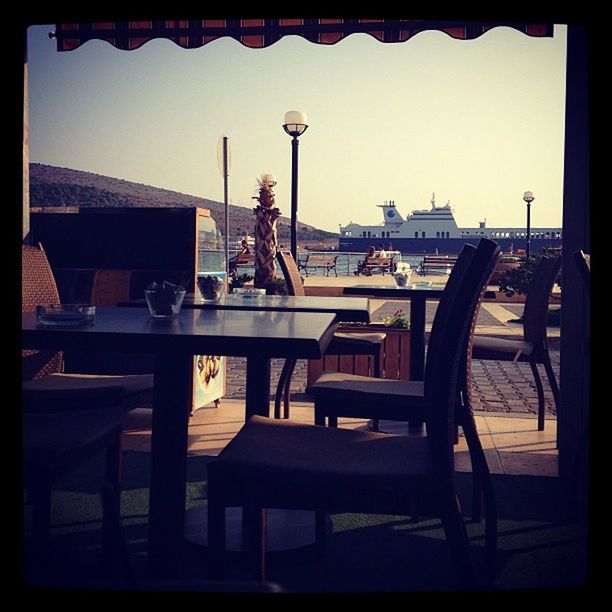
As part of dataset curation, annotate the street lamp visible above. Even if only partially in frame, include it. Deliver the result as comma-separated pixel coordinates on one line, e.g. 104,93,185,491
523,191,535,259
283,110,309,259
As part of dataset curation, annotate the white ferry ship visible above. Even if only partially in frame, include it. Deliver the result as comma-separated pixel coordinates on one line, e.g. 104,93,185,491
338,194,562,254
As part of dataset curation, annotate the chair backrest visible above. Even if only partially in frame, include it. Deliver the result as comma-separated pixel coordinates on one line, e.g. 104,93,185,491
22,243,63,379
424,238,500,478
458,247,502,426
522,253,562,344
573,249,590,290
424,244,476,366
276,251,306,297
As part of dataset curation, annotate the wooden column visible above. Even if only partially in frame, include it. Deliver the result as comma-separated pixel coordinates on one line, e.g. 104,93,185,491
558,23,590,519
23,59,30,240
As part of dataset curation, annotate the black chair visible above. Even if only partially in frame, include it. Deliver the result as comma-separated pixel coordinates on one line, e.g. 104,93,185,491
472,253,561,430
23,407,127,575
207,238,500,587
22,243,154,409
306,244,480,428
571,249,590,520
273,250,386,421
22,243,154,573
573,249,590,287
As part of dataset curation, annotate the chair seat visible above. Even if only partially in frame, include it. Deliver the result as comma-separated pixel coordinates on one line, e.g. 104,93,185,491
23,406,127,481
307,371,425,420
212,416,432,492
327,332,386,355
22,373,154,412
472,335,534,361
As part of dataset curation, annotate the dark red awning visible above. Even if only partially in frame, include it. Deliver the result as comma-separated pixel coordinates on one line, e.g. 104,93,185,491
53,19,554,52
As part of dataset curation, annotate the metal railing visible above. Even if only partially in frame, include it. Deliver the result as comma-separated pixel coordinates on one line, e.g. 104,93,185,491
199,249,425,277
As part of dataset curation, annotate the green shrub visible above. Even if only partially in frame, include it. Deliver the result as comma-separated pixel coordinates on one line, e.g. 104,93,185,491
229,273,253,290
498,247,561,297
383,309,410,329
265,278,289,295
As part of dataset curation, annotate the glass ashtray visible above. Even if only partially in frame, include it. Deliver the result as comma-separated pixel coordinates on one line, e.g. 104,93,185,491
232,288,266,299
145,288,186,318
412,281,433,289
36,304,96,326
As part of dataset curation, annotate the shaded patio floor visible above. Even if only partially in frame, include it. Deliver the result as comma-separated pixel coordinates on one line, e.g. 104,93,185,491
23,401,588,592
124,400,559,478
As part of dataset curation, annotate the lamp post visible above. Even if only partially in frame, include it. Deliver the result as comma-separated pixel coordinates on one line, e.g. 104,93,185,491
523,191,535,259
282,111,309,260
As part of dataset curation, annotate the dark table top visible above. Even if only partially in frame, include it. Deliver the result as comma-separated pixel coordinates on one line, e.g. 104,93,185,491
22,307,338,359
120,294,371,323
343,284,446,298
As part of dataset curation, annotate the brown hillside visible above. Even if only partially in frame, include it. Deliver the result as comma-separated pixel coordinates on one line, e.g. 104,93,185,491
29,163,336,242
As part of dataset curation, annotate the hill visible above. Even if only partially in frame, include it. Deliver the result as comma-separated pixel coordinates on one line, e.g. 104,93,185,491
29,163,337,243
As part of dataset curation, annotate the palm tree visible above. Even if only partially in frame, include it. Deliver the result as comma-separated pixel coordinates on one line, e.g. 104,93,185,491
252,174,281,291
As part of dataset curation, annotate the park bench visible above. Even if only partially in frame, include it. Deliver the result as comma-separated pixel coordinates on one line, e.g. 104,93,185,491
229,253,256,274
299,253,338,276
418,255,458,276
355,255,394,276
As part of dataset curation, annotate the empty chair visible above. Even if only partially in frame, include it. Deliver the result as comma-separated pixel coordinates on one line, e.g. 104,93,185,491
571,249,590,520
22,242,154,573
22,243,154,410
273,250,385,420
472,252,561,430
573,249,590,288
23,406,127,575
207,238,500,586
306,243,483,428
306,240,499,533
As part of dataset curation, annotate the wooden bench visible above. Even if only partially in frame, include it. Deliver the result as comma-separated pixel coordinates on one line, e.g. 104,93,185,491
229,253,256,274
418,255,458,276
355,255,394,276
299,253,338,276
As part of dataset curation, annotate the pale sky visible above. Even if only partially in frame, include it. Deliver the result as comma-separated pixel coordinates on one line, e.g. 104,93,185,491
27,23,567,233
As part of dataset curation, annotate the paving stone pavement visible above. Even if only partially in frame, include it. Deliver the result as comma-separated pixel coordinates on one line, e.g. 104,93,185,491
223,351,560,418
371,301,503,327
222,297,560,418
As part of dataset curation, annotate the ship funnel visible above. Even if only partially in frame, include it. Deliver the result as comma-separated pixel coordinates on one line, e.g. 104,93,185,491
377,200,404,225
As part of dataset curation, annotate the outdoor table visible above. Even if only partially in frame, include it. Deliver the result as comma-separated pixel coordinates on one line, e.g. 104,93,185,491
342,284,446,381
120,293,371,323
22,306,338,578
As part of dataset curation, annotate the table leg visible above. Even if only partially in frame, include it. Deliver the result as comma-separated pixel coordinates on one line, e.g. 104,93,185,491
245,357,272,419
147,352,193,578
410,297,426,381
243,356,271,549
408,297,427,431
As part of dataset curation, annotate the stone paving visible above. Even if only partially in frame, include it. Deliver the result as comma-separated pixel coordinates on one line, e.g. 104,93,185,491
223,352,559,418
369,300,559,416
222,295,560,419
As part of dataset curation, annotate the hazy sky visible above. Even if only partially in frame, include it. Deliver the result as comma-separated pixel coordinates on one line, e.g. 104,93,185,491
27,23,567,233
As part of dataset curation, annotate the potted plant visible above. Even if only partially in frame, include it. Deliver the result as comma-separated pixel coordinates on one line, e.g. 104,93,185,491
229,272,254,292
498,248,562,325
265,278,289,295
498,248,561,298
382,309,410,329
489,255,522,284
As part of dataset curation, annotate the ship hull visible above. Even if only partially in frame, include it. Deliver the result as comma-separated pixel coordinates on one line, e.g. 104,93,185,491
338,236,561,254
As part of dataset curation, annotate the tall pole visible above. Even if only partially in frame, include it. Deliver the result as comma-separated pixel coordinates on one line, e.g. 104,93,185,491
290,135,299,260
523,191,534,260
283,111,308,261
526,200,531,259
223,136,230,277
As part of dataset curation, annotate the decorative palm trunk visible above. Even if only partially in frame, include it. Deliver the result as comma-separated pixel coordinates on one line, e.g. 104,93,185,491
253,177,281,290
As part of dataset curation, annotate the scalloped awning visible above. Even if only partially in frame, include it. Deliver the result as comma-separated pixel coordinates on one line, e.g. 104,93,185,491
53,19,553,52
